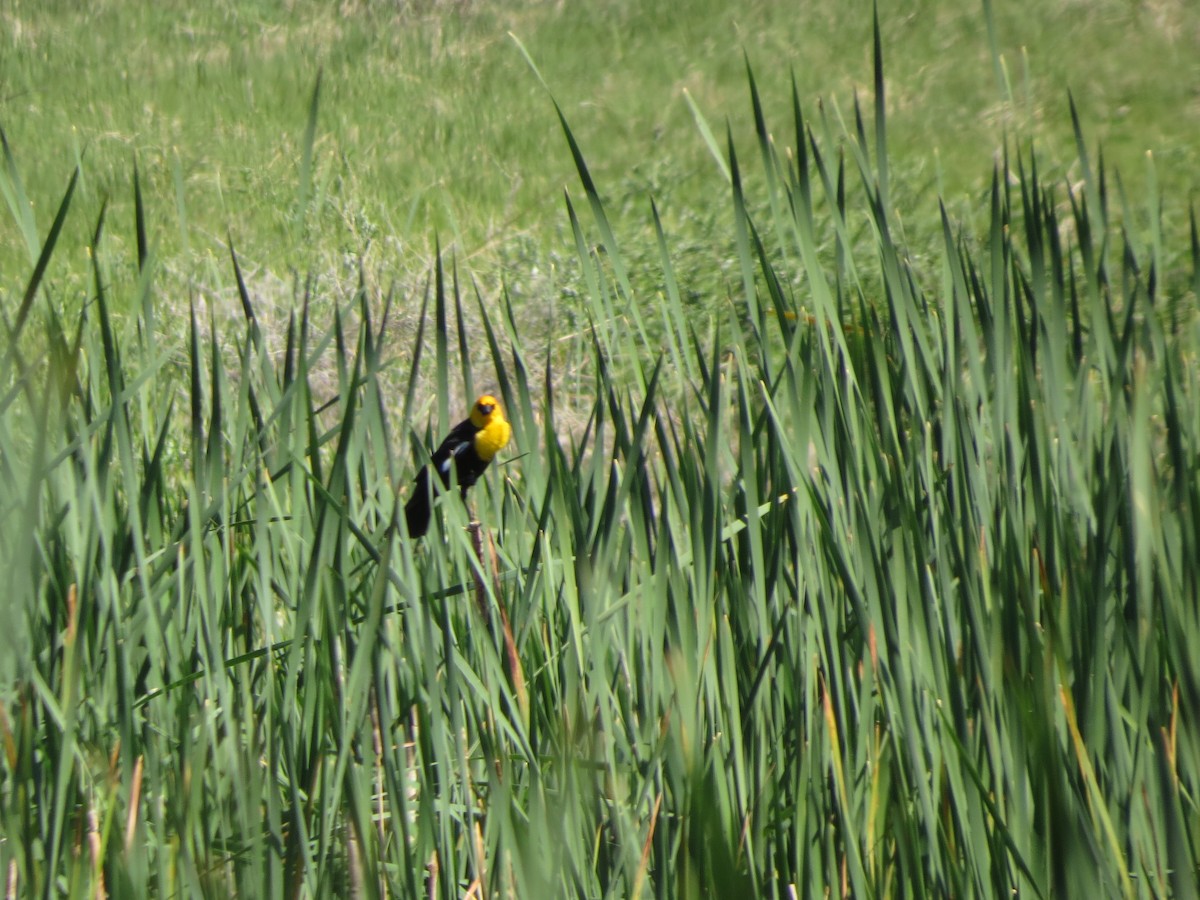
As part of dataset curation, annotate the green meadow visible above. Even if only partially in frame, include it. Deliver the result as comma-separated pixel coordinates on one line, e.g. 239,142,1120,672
2,1,1200,896
3,0,1199,289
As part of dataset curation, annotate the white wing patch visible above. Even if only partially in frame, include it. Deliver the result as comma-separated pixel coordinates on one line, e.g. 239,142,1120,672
438,439,473,474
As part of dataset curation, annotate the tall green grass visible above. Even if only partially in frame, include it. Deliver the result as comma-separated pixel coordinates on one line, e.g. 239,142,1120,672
2,33,1199,899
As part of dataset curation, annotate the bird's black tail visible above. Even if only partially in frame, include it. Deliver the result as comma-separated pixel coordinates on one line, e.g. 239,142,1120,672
404,468,432,538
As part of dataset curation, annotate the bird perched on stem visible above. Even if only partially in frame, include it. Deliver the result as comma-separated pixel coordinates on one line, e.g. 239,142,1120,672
404,394,512,538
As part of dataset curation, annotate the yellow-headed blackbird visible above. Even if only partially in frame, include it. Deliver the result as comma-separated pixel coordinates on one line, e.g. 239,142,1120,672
404,394,512,538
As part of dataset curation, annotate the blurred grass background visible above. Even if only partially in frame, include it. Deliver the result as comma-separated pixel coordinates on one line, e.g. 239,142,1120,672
2,0,1198,296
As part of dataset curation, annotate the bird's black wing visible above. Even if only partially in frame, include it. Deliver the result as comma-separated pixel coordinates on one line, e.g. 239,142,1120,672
405,415,475,535
430,417,480,487
404,415,486,538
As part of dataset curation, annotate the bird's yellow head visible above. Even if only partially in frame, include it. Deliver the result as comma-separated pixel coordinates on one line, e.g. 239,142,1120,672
469,394,511,461
469,394,503,428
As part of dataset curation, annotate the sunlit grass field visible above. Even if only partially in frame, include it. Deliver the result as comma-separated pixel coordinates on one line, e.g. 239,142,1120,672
3,1,1200,897
2,0,1199,291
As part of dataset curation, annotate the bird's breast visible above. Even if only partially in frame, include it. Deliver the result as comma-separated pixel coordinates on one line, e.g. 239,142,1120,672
474,419,512,461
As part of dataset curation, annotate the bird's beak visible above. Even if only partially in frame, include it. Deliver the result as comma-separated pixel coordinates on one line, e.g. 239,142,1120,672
478,403,495,415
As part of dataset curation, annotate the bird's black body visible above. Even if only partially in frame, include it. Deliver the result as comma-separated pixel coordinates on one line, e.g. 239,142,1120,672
404,397,509,538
